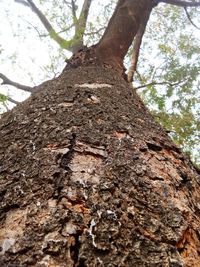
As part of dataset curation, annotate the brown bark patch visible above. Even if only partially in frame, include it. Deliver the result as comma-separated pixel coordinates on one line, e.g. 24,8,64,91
0,66,200,266
176,228,200,267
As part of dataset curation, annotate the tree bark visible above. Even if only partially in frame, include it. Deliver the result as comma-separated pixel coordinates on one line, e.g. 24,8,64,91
0,66,200,266
95,0,153,71
66,0,154,78
1,0,200,266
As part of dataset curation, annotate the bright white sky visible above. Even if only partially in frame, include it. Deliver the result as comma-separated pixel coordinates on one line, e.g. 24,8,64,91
0,0,63,104
0,0,107,106
1,0,199,106
0,0,200,162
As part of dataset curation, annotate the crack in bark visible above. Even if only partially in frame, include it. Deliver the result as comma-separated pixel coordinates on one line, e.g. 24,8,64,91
52,134,77,198
146,141,163,152
70,231,83,267
60,133,77,171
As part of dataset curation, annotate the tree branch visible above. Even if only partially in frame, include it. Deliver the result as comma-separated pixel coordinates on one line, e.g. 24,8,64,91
79,0,92,24
26,0,72,49
7,97,20,105
84,26,105,36
71,0,78,20
0,94,19,107
127,8,151,83
16,0,93,53
71,0,93,53
30,23,74,38
134,79,186,90
184,7,200,29
159,0,200,7
19,16,42,36
15,0,30,7
0,73,33,92
15,0,73,50
96,0,154,74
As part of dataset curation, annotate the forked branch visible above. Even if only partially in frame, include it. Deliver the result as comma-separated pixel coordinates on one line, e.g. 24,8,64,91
96,0,154,74
71,0,93,53
15,0,74,51
26,0,71,49
15,0,93,53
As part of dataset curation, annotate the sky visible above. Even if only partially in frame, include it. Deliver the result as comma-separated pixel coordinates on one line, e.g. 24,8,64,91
0,0,200,163
1,0,199,104
0,0,60,105
0,0,112,108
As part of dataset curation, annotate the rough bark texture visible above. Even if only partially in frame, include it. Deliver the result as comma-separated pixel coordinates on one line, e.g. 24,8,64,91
66,0,154,78
0,66,200,266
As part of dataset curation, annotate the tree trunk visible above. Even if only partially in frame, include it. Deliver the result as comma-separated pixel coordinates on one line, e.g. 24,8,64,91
95,0,153,72
66,0,154,78
0,66,200,267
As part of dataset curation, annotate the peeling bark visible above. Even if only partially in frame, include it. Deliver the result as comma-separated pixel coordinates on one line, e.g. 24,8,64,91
0,66,200,266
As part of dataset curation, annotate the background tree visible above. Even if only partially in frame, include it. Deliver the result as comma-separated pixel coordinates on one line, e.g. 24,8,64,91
0,1,200,265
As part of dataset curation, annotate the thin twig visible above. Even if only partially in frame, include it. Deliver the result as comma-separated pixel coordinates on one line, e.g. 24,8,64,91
84,26,105,36
7,97,20,105
184,7,200,30
159,0,200,7
0,73,33,92
39,23,74,37
19,16,42,36
16,0,93,53
2,102,9,112
63,0,73,9
134,80,185,90
15,0,72,50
